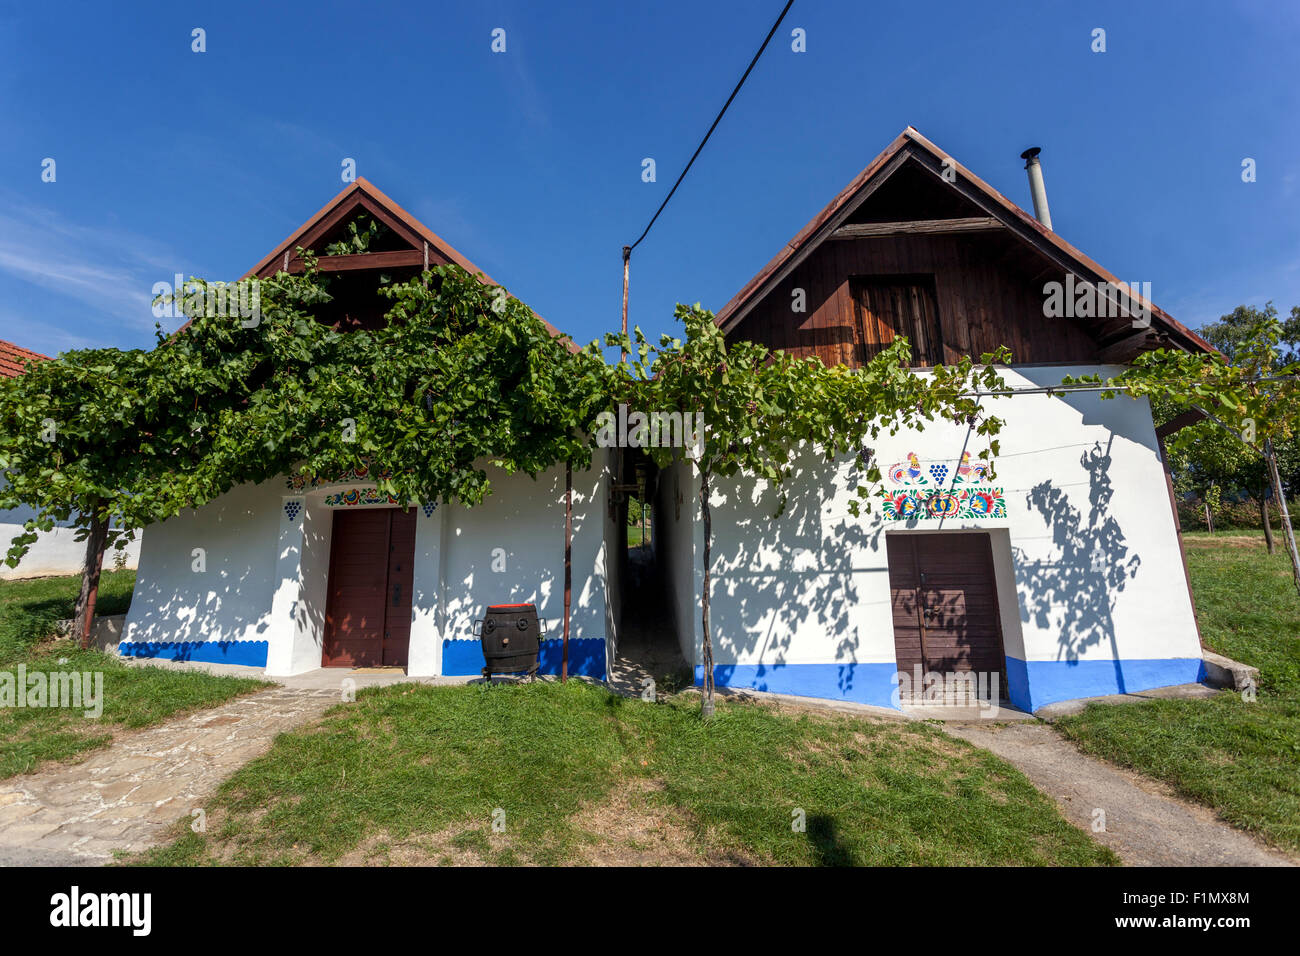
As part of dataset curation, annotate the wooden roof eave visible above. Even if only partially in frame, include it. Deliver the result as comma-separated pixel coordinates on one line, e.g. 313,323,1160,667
715,127,1217,360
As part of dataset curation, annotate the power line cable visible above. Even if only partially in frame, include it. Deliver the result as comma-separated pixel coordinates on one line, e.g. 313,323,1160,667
626,0,795,253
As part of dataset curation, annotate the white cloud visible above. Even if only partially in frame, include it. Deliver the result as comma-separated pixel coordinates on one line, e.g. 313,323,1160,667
0,193,184,338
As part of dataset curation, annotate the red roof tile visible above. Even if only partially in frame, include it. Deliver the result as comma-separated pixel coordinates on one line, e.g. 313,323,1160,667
0,340,49,378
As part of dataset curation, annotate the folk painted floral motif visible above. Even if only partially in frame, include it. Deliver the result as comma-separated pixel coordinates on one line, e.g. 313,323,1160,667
286,463,393,491
322,487,403,507
880,451,1004,519
879,487,1006,520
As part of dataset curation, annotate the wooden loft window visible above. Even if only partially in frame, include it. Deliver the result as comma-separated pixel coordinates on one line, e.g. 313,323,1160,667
851,275,944,367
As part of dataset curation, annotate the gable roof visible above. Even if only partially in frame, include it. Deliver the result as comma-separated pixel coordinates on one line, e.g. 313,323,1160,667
715,127,1215,357
0,340,49,378
186,177,578,351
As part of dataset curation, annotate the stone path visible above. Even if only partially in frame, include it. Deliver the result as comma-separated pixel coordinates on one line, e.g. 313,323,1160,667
947,722,1295,867
0,687,341,865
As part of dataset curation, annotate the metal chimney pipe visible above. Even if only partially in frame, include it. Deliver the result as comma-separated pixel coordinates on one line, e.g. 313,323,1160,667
1020,147,1052,230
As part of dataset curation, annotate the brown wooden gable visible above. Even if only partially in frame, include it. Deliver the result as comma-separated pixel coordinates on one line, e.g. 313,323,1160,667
717,128,1215,367
180,178,577,348
246,178,460,280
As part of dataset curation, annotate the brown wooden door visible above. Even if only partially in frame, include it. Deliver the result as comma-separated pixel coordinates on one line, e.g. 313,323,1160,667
854,277,944,367
382,507,416,666
887,533,1006,695
322,508,416,667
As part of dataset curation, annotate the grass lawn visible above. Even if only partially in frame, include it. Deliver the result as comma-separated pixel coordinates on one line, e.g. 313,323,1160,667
0,570,269,779
131,678,1116,866
1055,531,1300,853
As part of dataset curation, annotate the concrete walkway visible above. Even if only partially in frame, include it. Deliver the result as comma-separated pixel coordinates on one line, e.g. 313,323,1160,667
946,721,1295,867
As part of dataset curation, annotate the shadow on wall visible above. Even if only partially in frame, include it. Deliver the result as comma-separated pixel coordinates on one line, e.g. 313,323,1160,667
290,504,332,666
706,446,888,701
1014,438,1140,685
120,560,273,665
441,469,605,642
119,495,280,666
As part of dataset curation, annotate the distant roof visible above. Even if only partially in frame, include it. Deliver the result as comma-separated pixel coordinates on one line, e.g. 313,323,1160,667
716,126,1215,357
0,340,49,378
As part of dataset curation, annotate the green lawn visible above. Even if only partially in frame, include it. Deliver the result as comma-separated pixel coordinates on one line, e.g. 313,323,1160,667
132,678,1116,867
1055,531,1300,853
0,570,269,779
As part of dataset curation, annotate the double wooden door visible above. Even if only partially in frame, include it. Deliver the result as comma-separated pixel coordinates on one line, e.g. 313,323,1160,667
887,533,1006,694
322,508,416,667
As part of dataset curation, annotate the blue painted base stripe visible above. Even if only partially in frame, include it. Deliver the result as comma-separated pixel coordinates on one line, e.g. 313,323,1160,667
118,641,269,668
696,657,1207,713
1005,656,1206,712
697,662,902,709
442,638,606,680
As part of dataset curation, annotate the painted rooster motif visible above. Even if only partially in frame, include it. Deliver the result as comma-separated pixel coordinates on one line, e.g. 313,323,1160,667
888,451,925,484
957,451,988,481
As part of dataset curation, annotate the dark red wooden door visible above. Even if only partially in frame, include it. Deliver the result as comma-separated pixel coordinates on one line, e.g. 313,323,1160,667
887,533,1006,692
322,508,416,667
382,507,416,666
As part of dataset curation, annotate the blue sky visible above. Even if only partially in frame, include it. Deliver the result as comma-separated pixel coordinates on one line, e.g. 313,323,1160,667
2,0,1298,357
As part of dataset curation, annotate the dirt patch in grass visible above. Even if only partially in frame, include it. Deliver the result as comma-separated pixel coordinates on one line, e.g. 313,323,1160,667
334,826,520,867
573,776,758,866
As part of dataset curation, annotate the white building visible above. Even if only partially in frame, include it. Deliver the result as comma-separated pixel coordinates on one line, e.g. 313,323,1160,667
122,134,1215,714
653,128,1211,713
120,181,617,678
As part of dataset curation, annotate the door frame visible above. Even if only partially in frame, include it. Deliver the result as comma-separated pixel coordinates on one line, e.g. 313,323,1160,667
885,529,1009,697
321,506,417,668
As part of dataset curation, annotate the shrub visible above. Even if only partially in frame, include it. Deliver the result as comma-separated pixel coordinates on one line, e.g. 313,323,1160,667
1177,496,1300,532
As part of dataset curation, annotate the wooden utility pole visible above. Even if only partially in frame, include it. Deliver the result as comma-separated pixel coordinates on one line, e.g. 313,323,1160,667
621,246,630,346
699,467,715,719
1264,439,1300,597
562,461,572,681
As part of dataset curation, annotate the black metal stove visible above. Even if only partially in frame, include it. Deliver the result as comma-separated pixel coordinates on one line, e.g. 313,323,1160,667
474,603,544,678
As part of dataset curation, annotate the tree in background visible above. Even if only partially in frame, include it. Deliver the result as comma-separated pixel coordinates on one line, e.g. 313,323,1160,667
1075,306,1300,594
1156,303,1300,551
0,348,159,644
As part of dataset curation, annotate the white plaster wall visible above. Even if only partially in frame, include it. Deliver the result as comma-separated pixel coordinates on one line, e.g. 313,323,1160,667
407,503,443,677
655,456,701,666
0,499,141,580
440,460,607,648
123,480,283,645
601,450,622,663
125,458,610,674
266,493,337,675
698,365,1200,669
